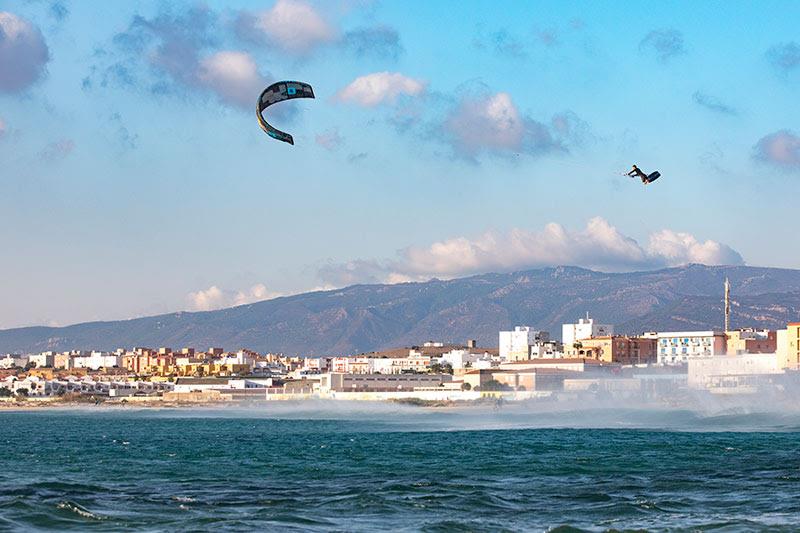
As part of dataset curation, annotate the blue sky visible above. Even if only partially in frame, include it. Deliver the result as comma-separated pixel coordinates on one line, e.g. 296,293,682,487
1,0,799,328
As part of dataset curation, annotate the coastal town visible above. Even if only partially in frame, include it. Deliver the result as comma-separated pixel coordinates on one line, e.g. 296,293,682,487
3,304,799,405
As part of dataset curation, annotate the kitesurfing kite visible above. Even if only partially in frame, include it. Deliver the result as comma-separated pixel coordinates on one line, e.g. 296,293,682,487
256,81,315,145
626,164,661,185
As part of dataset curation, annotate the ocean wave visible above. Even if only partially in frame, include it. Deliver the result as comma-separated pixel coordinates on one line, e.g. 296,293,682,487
56,500,106,521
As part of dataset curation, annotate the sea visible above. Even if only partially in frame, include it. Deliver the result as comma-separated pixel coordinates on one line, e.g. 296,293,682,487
2,401,800,532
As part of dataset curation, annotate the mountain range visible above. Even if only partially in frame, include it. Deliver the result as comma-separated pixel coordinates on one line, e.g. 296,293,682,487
2,264,800,355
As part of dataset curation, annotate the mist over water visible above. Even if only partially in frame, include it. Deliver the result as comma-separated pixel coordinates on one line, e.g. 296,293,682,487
76,393,800,433
3,404,800,531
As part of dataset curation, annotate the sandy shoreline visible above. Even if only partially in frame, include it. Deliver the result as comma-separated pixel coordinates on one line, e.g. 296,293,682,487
0,397,463,410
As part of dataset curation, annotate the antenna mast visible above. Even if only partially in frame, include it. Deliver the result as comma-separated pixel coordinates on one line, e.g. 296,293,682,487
724,277,731,332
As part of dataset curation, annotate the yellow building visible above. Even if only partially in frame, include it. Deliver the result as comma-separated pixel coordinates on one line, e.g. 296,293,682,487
564,336,657,365
726,329,777,355
780,323,800,370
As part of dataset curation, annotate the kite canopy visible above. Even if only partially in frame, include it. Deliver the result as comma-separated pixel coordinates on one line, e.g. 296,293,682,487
256,81,315,145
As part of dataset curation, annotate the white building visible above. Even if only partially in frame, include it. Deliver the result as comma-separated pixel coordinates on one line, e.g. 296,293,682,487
499,327,550,361
72,351,122,370
370,355,431,374
220,350,256,368
688,354,782,392
319,372,452,393
776,328,792,369
655,331,727,365
28,352,55,368
0,354,28,369
437,349,495,370
529,341,563,359
562,316,613,346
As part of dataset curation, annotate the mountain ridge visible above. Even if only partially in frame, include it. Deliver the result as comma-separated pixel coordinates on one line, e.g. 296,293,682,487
3,264,800,355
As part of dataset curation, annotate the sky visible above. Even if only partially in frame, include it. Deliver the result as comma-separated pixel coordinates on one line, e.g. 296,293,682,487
1,0,799,329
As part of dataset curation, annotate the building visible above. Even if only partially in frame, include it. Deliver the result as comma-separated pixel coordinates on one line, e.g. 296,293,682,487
368,354,431,374
655,331,727,365
529,341,562,359
320,372,451,393
565,336,657,365
499,327,550,361
688,354,782,392
437,349,494,370
0,354,28,369
28,352,55,368
562,377,642,396
72,351,122,370
726,329,777,355
780,323,800,370
54,352,70,369
499,357,615,373
462,368,568,392
562,316,613,346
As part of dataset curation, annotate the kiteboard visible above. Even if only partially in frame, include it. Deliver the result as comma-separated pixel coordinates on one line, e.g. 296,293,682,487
646,171,661,184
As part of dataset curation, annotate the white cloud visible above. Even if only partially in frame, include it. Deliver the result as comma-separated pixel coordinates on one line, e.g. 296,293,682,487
196,51,267,109
647,230,743,266
187,283,279,311
0,11,50,93
336,71,426,107
318,217,744,286
237,0,336,56
442,91,562,159
88,7,272,112
753,130,800,170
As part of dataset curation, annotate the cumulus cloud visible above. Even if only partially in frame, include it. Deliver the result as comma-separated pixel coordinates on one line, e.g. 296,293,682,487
766,42,800,74
316,129,344,151
86,7,270,111
0,11,50,93
114,5,215,85
441,90,564,159
639,29,686,63
343,24,402,60
550,111,593,146
187,283,278,311
336,71,426,106
693,91,737,115
39,139,74,162
235,0,336,56
753,130,800,171
318,217,744,286
196,50,268,108
647,230,743,266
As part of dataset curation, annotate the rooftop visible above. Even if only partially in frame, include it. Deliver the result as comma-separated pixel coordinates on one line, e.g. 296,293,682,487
503,358,608,365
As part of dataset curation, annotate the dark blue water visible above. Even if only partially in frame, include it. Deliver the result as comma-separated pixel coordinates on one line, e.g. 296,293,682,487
2,404,800,531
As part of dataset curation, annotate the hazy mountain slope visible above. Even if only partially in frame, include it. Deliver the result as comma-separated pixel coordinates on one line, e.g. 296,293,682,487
2,264,800,355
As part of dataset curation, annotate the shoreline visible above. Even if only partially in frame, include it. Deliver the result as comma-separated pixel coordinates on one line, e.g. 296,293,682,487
0,397,468,410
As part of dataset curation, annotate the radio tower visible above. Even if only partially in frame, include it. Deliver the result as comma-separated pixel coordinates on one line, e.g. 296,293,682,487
724,277,731,332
